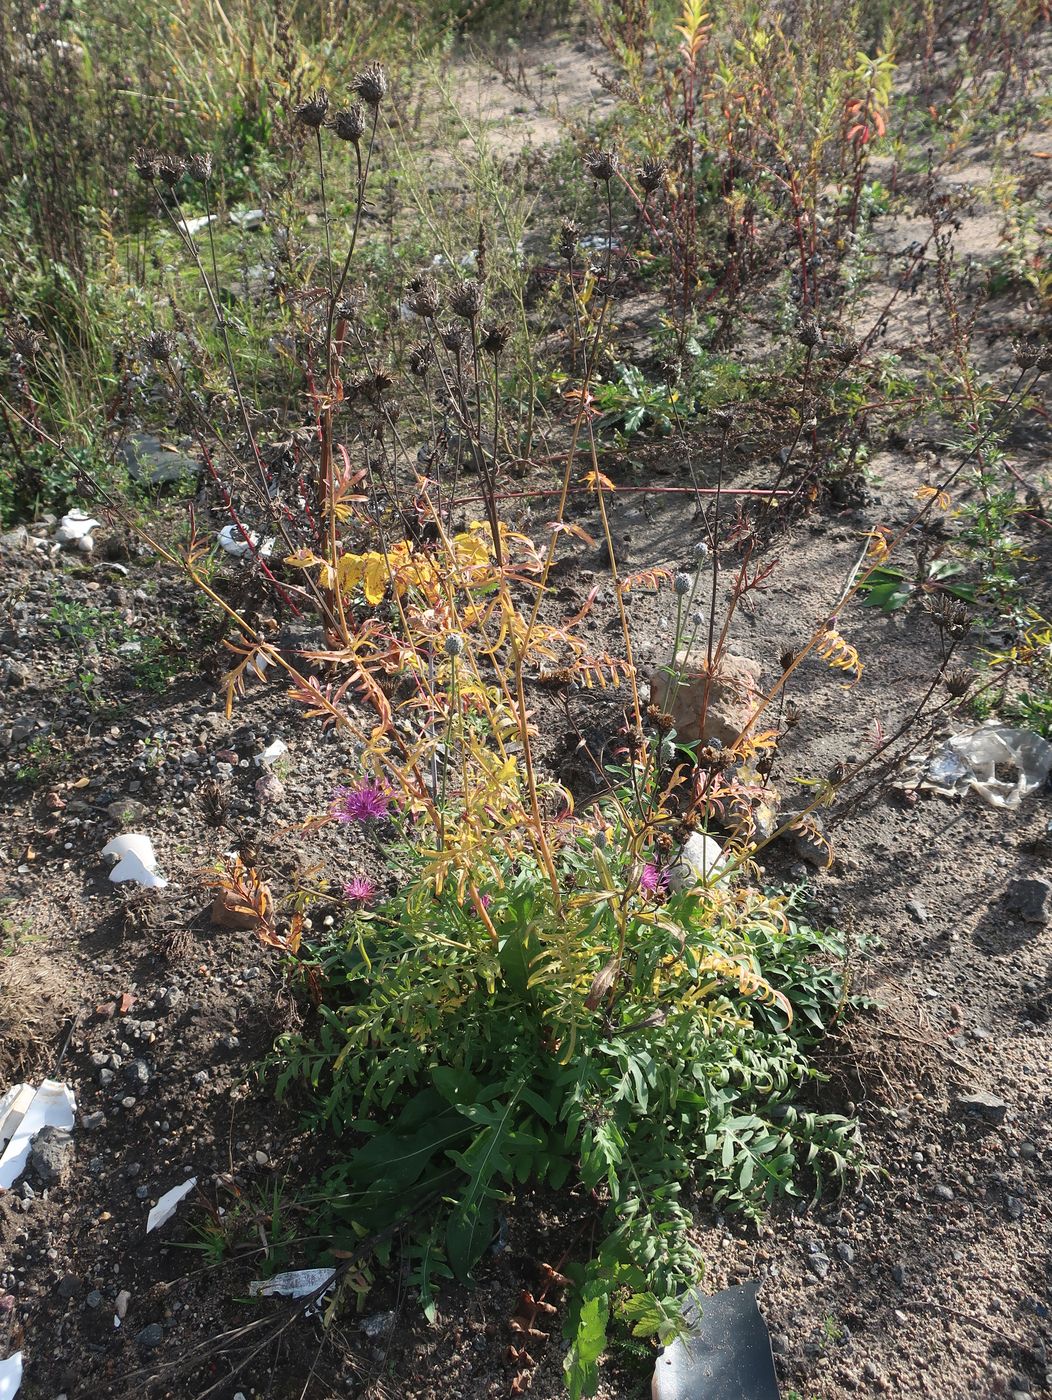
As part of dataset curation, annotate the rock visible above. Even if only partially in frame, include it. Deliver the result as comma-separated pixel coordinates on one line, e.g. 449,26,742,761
906,899,929,923
123,1059,150,1089
957,1092,1008,1125
80,1111,106,1131
2,659,29,688
121,433,201,488
85,1290,103,1310
56,1274,81,1299
649,652,764,746
1005,878,1051,926
805,1252,831,1280
834,1242,855,1263
30,1125,73,1187
115,1289,131,1319
933,1183,954,1201
135,1322,164,1349
667,831,727,891
793,818,831,868
360,1310,397,1339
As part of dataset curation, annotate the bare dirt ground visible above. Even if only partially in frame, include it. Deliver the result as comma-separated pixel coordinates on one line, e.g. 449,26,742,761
1,27,1051,1400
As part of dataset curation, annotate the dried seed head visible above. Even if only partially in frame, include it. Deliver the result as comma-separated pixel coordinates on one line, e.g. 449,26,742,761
924,595,971,637
144,329,175,362
330,104,366,144
154,154,186,188
692,539,710,561
1013,338,1041,370
450,279,484,321
407,274,442,320
637,157,667,193
5,316,43,359
583,147,619,183
188,152,213,181
784,700,801,729
780,646,797,672
133,147,159,183
352,61,387,109
295,89,330,128
480,321,510,357
407,340,433,377
673,571,693,596
797,317,822,348
944,667,973,698
558,218,579,262
439,322,466,353
443,633,465,658
834,335,860,363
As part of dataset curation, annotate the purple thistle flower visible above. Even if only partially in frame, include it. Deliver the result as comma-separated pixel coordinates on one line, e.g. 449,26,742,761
639,861,670,898
343,874,377,906
333,781,391,823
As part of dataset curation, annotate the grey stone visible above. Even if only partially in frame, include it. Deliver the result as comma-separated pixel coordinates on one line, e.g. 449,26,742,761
85,1290,103,1309
906,899,929,923
135,1322,164,1348
123,1059,150,1089
121,433,200,488
30,1125,73,1187
957,1092,1008,1125
57,1274,81,1299
933,1184,954,1201
80,1111,106,1131
805,1252,831,1280
1005,878,1052,926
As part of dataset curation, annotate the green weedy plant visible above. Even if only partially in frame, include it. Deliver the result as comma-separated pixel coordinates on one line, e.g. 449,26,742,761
276,787,860,1396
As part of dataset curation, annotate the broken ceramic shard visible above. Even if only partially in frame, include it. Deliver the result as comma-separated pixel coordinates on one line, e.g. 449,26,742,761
256,738,288,767
217,524,275,558
919,723,1052,809
652,1279,779,1400
146,1176,197,1233
54,509,101,549
0,1350,23,1400
102,833,168,889
0,1080,76,1190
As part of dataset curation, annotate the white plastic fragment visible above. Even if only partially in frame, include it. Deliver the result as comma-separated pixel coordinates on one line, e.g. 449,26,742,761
146,1176,197,1234
921,723,1052,809
256,739,287,767
230,207,264,230
102,833,168,889
54,509,101,548
179,213,216,237
0,1084,35,1153
0,1350,23,1399
249,1267,336,1300
217,525,275,559
0,1080,77,1190
668,831,728,892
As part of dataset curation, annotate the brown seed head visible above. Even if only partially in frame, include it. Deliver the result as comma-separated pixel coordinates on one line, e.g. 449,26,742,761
797,317,822,348
450,278,483,321
154,154,186,189
439,322,466,353
188,152,213,181
352,62,387,108
1013,338,1041,370
407,340,433,377
944,667,973,698
780,646,797,673
144,330,175,363
407,274,442,320
558,218,579,263
637,157,667,193
480,322,510,357
583,147,619,183
5,317,43,359
294,90,329,129
330,104,366,143
133,147,158,183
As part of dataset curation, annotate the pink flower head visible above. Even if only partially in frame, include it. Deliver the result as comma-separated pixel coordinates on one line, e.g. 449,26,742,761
640,861,670,898
334,781,391,823
343,874,377,906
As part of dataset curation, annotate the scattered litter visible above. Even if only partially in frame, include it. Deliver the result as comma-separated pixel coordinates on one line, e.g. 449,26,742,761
102,834,168,889
0,1085,35,1153
146,1177,197,1234
230,207,264,230
250,1267,336,1300
54,510,101,550
916,723,1052,808
0,1350,23,1399
217,524,275,558
0,1080,77,1190
652,1279,779,1400
178,213,216,237
256,739,288,767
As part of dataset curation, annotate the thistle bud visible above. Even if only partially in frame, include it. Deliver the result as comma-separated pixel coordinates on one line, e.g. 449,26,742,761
144,330,175,363
797,317,822,348
673,572,693,596
480,322,510,357
407,274,442,320
692,540,710,561
443,633,465,658
188,152,213,181
440,322,466,353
